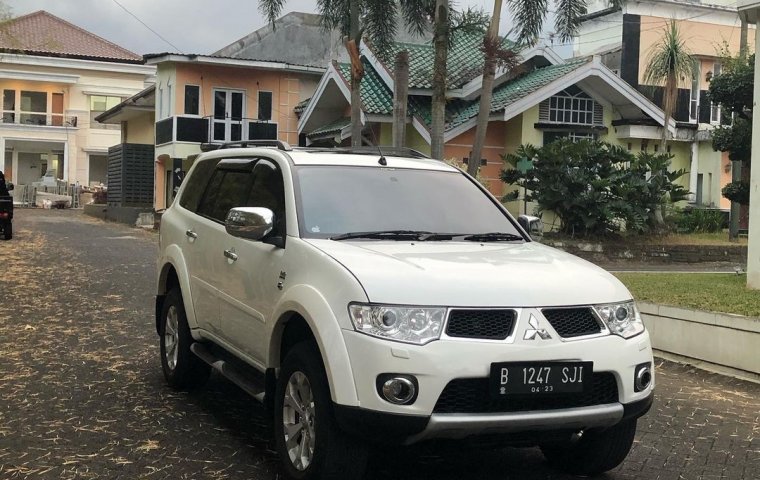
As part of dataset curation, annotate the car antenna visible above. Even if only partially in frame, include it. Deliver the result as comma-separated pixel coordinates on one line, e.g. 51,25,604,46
370,130,387,166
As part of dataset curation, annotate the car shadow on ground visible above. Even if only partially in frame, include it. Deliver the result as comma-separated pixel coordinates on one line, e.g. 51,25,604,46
172,372,615,480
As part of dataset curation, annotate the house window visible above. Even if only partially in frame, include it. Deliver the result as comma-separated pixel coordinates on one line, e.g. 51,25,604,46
20,91,47,125
258,91,272,121
2,89,15,123
184,85,200,115
540,86,602,126
689,62,700,122
710,63,722,124
543,131,596,145
90,95,122,129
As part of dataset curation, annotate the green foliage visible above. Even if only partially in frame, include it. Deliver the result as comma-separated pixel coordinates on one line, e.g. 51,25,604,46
721,180,750,205
708,53,754,119
711,117,751,163
672,208,725,234
642,20,697,146
501,140,689,237
709,50,753,223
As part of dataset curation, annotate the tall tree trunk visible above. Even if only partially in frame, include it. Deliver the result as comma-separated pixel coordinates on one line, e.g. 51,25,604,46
393,50,409,148
430,0,449,159
468,0,503,177
661,73,676,149
349,0,363,147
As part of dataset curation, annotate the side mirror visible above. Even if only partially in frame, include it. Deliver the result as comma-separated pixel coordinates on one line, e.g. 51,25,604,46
225,207,274,241
6,182,12,192
518,214,543,238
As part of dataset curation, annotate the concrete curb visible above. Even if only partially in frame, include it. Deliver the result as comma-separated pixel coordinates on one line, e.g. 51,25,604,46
638,301,760,383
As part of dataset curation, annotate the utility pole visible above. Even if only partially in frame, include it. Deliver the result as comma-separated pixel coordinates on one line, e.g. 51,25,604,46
730,17,749,241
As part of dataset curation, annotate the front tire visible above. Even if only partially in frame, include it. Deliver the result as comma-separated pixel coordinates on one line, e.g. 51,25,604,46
159,288,210,390
541,418,637,476
274,342,368,480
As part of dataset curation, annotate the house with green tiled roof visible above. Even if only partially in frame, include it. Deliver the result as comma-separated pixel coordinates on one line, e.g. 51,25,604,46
297,32,684,210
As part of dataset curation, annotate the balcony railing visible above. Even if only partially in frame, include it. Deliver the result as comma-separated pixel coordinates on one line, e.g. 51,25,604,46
155,115,278,146
1,113,78,128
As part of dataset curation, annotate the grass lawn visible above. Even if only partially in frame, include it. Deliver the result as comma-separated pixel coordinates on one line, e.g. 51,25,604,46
614,273,760,317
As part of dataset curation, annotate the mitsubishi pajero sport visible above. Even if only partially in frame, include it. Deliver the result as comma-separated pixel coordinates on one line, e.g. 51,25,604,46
155,141,654,480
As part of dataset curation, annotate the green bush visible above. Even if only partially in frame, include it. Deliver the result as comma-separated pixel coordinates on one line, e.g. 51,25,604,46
721,180,750,205
501,140,689,237
673,208,725,233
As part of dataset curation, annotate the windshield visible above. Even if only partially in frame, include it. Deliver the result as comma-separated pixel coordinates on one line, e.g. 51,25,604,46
294,165,523,239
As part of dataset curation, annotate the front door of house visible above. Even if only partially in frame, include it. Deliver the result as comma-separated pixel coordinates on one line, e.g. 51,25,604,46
213,89,245,143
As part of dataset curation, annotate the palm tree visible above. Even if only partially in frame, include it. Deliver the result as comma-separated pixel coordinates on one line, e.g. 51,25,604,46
642,20,696,148
259,0,427,147
430,0,449,159
429,6,490,159
468,0,625,175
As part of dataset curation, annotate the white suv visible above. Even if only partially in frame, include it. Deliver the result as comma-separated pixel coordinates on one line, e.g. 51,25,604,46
156,141,654,480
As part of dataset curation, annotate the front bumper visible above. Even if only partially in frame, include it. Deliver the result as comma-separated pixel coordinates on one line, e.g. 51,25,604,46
334,394,653,445
341,329,655,415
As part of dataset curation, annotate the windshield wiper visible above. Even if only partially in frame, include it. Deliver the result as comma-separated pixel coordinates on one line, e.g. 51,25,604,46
331,230,441,241
460,232,525,242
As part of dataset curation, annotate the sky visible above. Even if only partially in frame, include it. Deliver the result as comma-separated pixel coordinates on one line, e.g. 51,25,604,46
5,0,571,57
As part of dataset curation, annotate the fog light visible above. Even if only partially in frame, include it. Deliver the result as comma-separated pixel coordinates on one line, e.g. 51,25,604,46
377,374,418,405
634,363,652,392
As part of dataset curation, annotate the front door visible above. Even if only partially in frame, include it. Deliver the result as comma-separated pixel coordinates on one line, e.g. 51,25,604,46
212,89,245,143
217,158,287,364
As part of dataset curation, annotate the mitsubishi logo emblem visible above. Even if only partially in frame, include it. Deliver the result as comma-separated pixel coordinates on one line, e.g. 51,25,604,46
524,314,552,340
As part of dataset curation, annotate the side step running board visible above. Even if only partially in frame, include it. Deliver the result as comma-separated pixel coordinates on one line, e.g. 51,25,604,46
190,343,266,403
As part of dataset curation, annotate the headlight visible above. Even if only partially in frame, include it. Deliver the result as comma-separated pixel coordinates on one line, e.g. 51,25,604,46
594,301,645,339
348,304,446,345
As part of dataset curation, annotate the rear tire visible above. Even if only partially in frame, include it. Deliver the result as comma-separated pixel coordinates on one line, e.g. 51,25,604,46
541,419,637,476
159,288,210,390
274,342,368,480
2,222,10,240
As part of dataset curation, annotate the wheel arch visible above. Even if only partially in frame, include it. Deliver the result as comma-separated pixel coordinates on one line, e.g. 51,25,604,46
156,245,197,331
269,291,360,407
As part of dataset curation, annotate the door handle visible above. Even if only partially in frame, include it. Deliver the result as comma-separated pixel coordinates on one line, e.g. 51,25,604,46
185,229,198,239
224,249,238,262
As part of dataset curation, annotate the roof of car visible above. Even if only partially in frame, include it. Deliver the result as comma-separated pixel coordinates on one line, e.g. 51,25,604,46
199,145,460,172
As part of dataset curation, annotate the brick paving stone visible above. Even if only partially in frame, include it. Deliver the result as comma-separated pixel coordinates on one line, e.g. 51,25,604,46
0,209,759,479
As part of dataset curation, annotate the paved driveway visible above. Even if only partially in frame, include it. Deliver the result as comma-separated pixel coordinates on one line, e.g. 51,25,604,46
1,209,758,479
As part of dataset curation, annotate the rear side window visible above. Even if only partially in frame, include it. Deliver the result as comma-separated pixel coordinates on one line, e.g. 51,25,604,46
179,158,221,212
196,169,253,223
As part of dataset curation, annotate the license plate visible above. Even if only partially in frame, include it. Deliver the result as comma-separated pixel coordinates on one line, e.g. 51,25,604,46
490,361,593,397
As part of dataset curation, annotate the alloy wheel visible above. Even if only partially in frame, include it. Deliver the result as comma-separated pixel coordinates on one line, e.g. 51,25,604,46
282,371,316,471
164,305,179,370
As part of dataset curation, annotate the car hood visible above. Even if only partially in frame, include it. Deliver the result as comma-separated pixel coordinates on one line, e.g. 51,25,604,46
305,239,631,307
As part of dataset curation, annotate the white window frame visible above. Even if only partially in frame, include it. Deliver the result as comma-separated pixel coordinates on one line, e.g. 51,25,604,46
710,62,722,125
212,88,247,142
689,61,701,123
548,90,596,126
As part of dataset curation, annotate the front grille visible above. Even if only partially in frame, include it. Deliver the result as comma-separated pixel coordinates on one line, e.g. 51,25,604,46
446,309,516,340
541,308,602,338
433,372,618,414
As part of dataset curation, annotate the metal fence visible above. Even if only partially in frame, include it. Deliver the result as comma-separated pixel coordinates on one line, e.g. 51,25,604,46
12,180,81,208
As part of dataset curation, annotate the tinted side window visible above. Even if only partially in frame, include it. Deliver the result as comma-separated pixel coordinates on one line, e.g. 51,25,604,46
179,158,221,212
246,159,285,236
197,169,253,223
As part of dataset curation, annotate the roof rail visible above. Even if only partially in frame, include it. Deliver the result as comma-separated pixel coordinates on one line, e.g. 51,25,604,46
299,146,430,159
200,140,293,152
